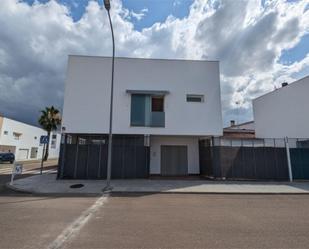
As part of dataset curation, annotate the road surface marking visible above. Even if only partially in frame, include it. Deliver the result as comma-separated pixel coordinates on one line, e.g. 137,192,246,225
47,194,109,249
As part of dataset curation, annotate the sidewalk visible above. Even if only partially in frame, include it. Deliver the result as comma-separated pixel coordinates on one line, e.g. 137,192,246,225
6,174,309,195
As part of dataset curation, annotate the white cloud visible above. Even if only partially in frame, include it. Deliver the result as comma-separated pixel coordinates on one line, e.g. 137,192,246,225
173,0,181,7
0,0,308,126
130,8,148,21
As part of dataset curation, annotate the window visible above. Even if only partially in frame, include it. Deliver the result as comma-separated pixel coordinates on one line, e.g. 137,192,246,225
3,131,8,135
130,94,165,127
186,94,204,102
78,138,87,145
131,94,147,126
13,132,22,140
67,135,77,144
152,96,164,112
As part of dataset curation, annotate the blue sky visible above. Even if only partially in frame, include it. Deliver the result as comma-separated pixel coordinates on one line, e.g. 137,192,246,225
22,0,308,66
279,34,309,65
120,0,194,30
24,0,194,30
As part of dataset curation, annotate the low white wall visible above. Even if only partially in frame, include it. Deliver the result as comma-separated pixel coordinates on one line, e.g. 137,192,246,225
150,136,200,175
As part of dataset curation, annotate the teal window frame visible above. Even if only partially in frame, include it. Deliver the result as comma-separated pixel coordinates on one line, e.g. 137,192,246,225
130,94,165,127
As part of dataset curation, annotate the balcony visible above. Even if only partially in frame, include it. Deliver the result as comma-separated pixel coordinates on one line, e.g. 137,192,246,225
150,112,165,127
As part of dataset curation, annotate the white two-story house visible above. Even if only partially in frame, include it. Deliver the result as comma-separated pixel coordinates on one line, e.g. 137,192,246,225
59,55,222,179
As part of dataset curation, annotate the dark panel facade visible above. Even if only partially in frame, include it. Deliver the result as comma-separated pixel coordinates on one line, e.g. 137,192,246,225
290,148,309,179
198,140,213,176
58,134,149,179
199,142,290,180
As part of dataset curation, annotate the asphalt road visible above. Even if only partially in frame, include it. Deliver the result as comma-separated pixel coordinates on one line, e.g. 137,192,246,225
1,193,309,248
1,162,309,248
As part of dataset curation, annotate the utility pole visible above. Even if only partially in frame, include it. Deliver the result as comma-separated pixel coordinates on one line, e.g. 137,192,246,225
103,0,115,190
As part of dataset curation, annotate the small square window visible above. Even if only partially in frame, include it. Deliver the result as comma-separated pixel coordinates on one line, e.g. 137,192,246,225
4,131,8,135
152,96,164,112
13,132,22,140
186,94,204,102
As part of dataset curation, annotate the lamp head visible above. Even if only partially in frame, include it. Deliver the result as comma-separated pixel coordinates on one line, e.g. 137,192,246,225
104,0,111,11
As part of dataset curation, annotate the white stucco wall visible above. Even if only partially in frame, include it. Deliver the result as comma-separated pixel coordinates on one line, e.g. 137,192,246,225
149,136,200,175
253,76,309,138
62,55,223,136
0,117,61,161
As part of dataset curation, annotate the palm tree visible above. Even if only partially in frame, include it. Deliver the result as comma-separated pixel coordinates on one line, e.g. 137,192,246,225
38,106,61,161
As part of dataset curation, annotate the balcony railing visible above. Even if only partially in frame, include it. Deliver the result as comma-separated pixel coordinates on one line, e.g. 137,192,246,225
150,112,165,127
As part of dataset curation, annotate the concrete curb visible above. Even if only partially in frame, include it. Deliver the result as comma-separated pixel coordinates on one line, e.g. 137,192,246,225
6,174,309,196
5,182,33,195
5,182,309,196
5,182,104,197
110,191,309,195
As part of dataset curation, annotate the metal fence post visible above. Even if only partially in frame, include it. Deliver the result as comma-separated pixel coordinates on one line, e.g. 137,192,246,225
59,134,67,179
73,135,79,178
284,137,293,182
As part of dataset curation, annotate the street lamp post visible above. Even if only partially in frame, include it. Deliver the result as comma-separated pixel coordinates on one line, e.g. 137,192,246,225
103,0,115,190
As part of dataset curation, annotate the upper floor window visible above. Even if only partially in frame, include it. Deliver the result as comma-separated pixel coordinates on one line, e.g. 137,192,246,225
3,131,8,135
152,96,164,112
186,94,204,103
130,94,165,127
13,132,22,140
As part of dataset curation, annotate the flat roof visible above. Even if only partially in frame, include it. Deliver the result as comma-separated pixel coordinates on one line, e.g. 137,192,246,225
126,90,170,95
68,54,219,63
224,120,254,129
253,75,309,101
223,128,255,133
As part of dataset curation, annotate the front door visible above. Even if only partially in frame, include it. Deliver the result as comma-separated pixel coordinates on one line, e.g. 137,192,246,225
161,145,188,176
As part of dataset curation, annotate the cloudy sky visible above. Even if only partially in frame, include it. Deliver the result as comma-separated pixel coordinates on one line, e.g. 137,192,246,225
0,0,308,127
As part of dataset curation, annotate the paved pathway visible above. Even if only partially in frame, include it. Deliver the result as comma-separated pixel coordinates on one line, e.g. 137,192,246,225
8,173,309,194
0,159,58,195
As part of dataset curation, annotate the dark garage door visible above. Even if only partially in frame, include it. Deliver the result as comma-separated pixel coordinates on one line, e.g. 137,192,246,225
161,145,188,176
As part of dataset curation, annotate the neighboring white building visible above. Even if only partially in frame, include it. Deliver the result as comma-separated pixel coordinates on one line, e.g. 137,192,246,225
0,115,61,161
223,120,255,139
253,76,309,138
61,55,223,178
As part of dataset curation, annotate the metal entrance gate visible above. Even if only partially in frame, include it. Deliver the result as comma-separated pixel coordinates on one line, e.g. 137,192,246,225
161,145,188,176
